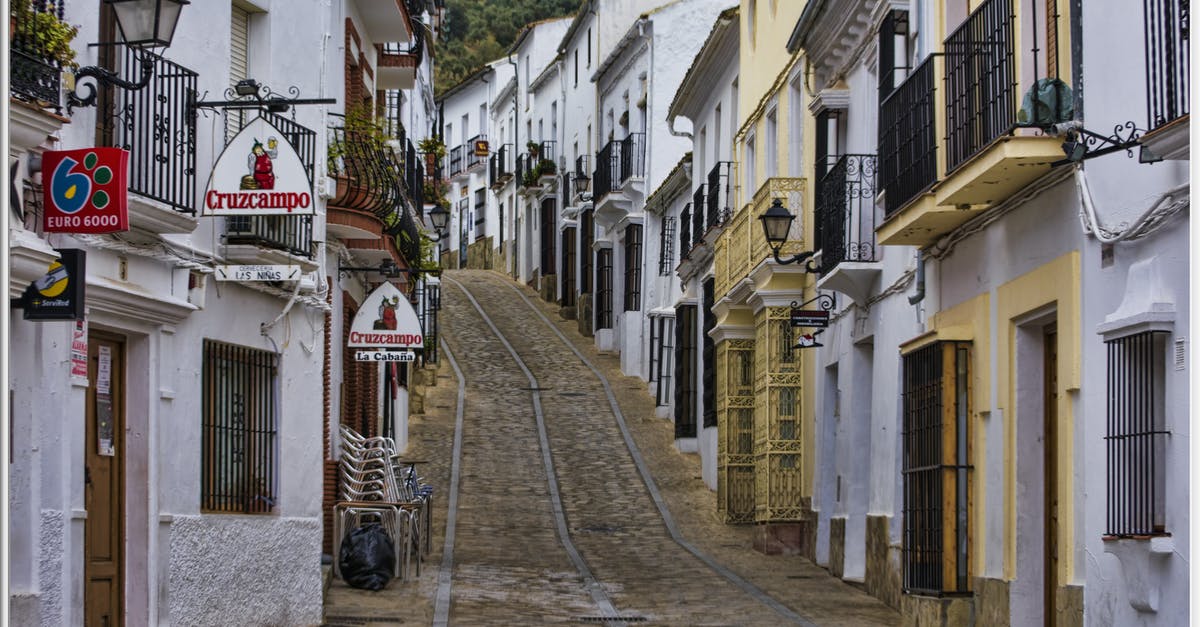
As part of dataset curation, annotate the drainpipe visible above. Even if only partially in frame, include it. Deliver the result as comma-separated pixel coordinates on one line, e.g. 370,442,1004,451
908,250,925,305
506,54,519,278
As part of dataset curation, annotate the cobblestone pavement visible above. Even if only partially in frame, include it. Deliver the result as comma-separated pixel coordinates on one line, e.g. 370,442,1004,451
323,270,901,627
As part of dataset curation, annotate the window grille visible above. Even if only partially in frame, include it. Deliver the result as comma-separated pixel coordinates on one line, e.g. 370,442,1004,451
580,210,594,294
702,278,717,428
902,341,972,595
623,225,643,311
561,227,577,307
201,340,278,514
878,10,911,103
654,316,676,406
1144,0,1190,129
674,304,698,438
1106,331,1169,536
596,248,613,329
659,216,676,276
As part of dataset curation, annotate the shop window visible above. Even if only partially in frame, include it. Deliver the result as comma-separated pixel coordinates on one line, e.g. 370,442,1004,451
201,340,278,514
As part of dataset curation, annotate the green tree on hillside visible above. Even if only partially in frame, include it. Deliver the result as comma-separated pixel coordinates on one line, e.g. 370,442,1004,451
435,0,580,96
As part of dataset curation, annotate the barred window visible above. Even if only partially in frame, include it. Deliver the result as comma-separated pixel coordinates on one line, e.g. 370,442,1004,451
202,340,278,514
623,224,643,311
902,341,972,595
878,9,911,103
702,277,717,428
580,210,594,294
596,248,613,329
674,304,698,438
1106,331,1169,536
659,216,676,275
651,315,675,406
561,227,577,308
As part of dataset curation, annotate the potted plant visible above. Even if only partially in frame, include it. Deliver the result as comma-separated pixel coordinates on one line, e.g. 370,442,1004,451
537,159,557,177
12,0,79,69
526,140,541,159
418,136,446,176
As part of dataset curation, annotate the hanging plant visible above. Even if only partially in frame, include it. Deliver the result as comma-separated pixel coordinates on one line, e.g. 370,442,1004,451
417,136,446,161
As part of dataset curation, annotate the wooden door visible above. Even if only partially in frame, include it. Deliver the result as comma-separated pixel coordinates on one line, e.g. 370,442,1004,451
1043,325,1058,627
85,334,124,626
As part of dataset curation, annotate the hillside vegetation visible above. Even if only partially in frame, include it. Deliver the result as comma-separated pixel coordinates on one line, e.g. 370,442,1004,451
436,0,580,96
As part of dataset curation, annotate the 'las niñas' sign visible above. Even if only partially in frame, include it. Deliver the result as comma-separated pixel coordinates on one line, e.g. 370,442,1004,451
202,117,315,216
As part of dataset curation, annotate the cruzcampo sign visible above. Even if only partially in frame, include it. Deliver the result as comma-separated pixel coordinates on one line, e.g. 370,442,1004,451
202,117,314,216
42,148,130,233
347,281,424,350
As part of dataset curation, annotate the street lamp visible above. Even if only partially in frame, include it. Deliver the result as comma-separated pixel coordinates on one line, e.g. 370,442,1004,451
67,0,189,113
426,204,450,241
757,198,818,271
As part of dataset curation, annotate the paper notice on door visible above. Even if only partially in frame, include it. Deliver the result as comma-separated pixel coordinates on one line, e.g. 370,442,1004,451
97,345,112,395
96,395,114,456
71,319,88,378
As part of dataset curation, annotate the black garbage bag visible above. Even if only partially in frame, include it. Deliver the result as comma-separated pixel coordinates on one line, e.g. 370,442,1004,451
339,523,395,590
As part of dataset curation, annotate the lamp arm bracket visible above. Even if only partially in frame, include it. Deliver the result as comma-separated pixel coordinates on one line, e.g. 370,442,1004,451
772,248,822,273
790,293,836,311
67,53,155,114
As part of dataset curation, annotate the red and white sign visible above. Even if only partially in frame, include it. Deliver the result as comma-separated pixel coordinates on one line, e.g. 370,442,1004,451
202,117,314,216
42,147,130,233
71,318,88,377
347,282,424,349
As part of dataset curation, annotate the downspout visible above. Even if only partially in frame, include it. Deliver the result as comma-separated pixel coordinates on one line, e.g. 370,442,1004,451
506,54,519,278
907,250,925,305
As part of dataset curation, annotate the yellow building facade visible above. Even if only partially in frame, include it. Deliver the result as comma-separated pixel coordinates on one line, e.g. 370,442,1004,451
713,0,818,553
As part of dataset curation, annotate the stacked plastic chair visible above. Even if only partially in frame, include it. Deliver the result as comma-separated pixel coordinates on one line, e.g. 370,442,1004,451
333,425,426,581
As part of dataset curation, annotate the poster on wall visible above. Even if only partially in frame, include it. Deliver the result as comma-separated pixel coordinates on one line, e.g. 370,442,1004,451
202,117,315,216
71,318,88,377
42,147,130,234
347,281,424,350
96,345,114,456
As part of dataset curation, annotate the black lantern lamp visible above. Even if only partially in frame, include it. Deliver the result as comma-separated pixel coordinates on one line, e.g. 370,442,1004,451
426,204,450,241
67,0,188,113
757,198,819,271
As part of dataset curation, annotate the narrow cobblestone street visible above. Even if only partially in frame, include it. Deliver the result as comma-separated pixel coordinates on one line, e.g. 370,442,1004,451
324,269,901,626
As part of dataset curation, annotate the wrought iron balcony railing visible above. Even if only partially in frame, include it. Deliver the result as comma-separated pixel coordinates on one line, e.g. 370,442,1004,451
401,138,424,215
680,203,692,258
10,0,65,112
814,154,878,275
490,143,512,186
226,112,318,257
593,139,621,200
706,162,733,229
327,118,402,219
1145,0,1189,130
943,0,1016,173
692,185,707,245
619,132,646,183
96,47,198,213
448,144,465,177
879,56,937,216
465,134,486,170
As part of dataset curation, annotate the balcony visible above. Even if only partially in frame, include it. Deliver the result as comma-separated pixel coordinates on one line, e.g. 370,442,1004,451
877,0,1066,247
519,141,558,194
691,185,708,253
592,133,646,229
705,161,734,236
378,42,419,90
714,177,806,300
326,116,404,253
448,145,465,178
10,1,64,114
1139,0,1189,160
490,144,512,189
351,0,413,44
465,135,487,171
224,112,319,269
814,154,880,304
96,47,199,235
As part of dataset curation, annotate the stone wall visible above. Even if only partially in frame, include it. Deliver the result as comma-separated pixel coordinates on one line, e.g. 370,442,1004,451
973,578,1009,626
901,594,974,627
466,237,495,269
1057,584,1083,627
865,514,901,610
540,274,557,303
577,293,594,337
830,517,846,579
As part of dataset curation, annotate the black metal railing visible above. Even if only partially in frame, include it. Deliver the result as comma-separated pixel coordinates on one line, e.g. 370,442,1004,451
1105,331,1170,537
879,56,937,216
593,139,621,200
327,116,402,218
692,186,707,242
680,204,692,257
99,47,198,213
706,162,733,229
574,154,592,196
402,138,424,215
535,140,557,169
10,0,65,111
815,154,878,275
490,144,512,186
943,0,1016,173
1145,0,1190,129
466,134,486,170
397,205,422,265
448,144,464,176
516,152,536,188
659,216,675,275
619,132,646,183
227,215,315,258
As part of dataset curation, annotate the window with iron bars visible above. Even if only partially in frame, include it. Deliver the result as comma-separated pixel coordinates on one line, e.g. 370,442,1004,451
674,304,698,438
596,248,613,329
201,340,279,514
623,224,643,311
659,216,676,275
1105,331,1170,537
702,278,717,428
902,341,972,595
651,315,675,407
